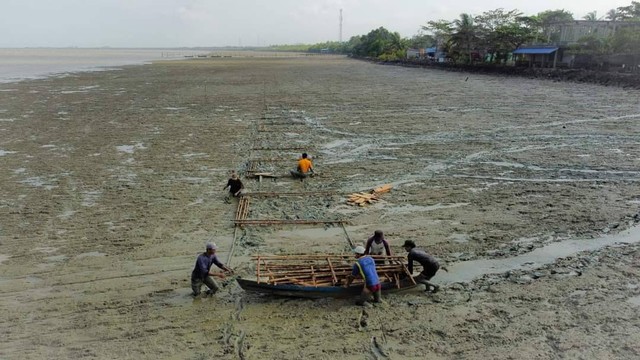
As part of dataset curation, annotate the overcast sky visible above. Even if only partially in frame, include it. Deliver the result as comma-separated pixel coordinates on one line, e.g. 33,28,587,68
0,0,631,48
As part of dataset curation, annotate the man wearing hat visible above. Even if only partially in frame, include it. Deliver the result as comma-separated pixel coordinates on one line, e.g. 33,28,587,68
191,242,234,297
223,170,244,202
401,240,441,293
344,245,382,305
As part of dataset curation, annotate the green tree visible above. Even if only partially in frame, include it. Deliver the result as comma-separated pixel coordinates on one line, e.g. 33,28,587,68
583,11,601,21
422,19,453,54
617,1,640,20
351,27,408,60
536,9,574,42
572,34,610,54
407,33,435,49
611,26,640,52
449,13,479,63
474,9,535,62
606,9,622,21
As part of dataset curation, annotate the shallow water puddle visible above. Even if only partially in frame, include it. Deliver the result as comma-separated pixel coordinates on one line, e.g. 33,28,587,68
438,225,640,284
76,251,106,258
628,296,640,306
0,150,17,156
116,142,145,154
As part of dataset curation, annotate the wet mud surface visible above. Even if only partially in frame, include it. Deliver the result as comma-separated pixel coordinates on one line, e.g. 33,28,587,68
1,56,640,359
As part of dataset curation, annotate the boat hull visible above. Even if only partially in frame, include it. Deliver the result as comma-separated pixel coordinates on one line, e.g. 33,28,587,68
236,277,419,299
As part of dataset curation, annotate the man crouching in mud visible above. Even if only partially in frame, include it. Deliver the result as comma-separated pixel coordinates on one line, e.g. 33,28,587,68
191,242,234,297
344,245,382,306
402,240,445,293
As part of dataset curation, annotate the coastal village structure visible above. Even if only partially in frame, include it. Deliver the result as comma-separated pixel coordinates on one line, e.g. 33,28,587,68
408,20,640,69
514,20,639,68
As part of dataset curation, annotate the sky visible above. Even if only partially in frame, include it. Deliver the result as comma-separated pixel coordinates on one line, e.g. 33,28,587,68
0,0,633,48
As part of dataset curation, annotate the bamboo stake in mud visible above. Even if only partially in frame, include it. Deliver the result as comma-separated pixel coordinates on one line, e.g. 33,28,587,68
340,223,355,248
257,256,261,284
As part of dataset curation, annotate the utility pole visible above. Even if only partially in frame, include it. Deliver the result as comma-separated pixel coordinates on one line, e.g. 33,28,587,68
339,9,343,43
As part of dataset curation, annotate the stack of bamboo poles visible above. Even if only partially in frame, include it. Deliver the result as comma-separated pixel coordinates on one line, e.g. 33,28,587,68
346,184,393,207
235,197,250,224
253,254,415,288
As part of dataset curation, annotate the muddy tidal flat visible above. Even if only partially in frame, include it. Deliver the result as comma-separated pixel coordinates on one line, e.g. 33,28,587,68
1,55,640,359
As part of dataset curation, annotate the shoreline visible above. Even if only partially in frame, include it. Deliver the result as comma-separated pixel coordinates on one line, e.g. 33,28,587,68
0,48,184,84
357,56,640,89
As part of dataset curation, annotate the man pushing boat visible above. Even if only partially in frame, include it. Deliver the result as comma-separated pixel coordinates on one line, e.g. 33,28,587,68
344,245,382,306
402,240,445,293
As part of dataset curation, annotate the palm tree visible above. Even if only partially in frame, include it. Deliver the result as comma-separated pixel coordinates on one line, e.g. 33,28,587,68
450,13,478,63
583,11,600,21
606,9,621,21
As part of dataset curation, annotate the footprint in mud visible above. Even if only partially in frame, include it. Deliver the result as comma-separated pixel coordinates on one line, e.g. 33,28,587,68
220,321,248,360
233,297,244,321
222,323,234,346
370,336,389,359
235,330,246,360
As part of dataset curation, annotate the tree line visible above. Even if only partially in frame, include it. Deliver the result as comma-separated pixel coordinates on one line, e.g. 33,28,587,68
269,1,640,63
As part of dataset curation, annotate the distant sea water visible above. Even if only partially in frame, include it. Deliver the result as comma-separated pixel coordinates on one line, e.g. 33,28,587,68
0,48,192,83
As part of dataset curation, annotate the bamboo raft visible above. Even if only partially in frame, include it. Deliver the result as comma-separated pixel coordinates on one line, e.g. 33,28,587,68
234,197,250,223
236,254,418,299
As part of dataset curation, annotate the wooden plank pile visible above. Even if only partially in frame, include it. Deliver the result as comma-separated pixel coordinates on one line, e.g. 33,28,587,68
346,184,393,207
253,254,414,288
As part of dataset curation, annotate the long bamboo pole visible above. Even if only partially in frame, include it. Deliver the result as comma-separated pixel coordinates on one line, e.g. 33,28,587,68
244,191,342,197
251,147,307,151
234,219,347,225
341,223,355,248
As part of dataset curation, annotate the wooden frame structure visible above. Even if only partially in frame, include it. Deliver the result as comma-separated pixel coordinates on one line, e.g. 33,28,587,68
254,255,416,288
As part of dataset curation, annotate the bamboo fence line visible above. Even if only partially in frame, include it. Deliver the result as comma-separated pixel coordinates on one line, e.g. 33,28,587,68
251,147,307,151
253,255,416,288
243,191,342,197
257,130,302,134
234,219,347,226
247,158,292,162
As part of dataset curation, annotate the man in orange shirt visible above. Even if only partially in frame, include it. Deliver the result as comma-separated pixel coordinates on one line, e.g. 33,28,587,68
290,153,314,179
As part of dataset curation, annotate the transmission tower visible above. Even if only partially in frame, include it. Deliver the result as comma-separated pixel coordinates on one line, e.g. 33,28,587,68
339,9,343,43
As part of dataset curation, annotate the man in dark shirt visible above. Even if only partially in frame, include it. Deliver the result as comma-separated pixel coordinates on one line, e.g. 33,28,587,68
223,171,244,201
402,240,441,293
191,242,233,296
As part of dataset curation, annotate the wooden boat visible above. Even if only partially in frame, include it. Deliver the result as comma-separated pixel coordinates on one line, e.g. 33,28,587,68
236,276,418,299
235,254,418,299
